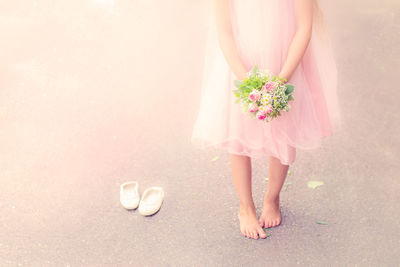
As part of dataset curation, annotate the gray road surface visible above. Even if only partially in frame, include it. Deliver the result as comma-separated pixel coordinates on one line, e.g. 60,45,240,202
1,0,399,266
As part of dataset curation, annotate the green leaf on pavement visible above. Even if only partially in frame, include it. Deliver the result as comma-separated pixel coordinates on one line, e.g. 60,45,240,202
316,221,329,225
282,181,293,191
211,156,219,162
307,181,324,189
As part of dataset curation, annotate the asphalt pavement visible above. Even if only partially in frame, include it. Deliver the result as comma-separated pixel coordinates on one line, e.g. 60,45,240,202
0,0,399,266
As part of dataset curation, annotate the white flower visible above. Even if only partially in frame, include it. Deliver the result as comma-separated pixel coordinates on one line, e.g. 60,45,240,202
262,94,272,101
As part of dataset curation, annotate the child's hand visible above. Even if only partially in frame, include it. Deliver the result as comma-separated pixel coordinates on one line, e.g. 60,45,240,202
234,66,249,81
237,71,248,81
277,73,288,84
238,75,247,81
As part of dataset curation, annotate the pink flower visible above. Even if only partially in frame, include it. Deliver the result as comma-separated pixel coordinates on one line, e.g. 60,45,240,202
248,90,261,101
256,110,267,120
248,103,259,113
264,82,277,92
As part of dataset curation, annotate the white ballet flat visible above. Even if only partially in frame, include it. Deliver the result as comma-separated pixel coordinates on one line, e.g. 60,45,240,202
120,181,140,210
138,186,165,216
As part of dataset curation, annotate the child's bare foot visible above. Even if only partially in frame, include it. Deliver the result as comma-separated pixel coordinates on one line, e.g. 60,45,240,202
259,197,281,228
237,205,267,239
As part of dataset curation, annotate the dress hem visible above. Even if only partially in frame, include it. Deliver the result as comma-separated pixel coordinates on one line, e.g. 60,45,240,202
190,129,335,166
191,136,295,165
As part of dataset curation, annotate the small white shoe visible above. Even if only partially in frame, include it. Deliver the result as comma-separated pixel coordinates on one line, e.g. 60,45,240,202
138,186,165,216
120,181,140,210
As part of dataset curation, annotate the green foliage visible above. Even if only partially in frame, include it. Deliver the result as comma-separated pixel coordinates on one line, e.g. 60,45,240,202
251,65,259,73
277,76,287,83
234,80,243,88
285,84,294,95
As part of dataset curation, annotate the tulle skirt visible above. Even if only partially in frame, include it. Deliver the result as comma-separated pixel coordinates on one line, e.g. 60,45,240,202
191,0,341,165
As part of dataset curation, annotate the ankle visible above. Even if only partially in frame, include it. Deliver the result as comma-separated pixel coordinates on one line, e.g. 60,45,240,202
264,194,280,204
239,202,256,214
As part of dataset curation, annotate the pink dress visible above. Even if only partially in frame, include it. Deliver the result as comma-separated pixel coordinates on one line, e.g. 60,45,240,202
191,0,341,165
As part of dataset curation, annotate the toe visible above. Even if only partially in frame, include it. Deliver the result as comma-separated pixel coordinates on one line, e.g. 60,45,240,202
249,230,255,239
241,229,246,236
254,229,260,239
248,230,254,239
257,228,267,239
252,230,258,239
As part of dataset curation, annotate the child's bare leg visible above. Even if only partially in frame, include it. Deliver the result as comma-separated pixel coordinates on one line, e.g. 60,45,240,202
259,156,289,228
230,154,267,239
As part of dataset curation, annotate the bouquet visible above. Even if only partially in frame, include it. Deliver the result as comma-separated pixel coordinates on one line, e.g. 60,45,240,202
233,65,295,123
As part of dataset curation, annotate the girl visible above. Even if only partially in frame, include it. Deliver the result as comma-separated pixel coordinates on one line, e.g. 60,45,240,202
191,0,341,240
